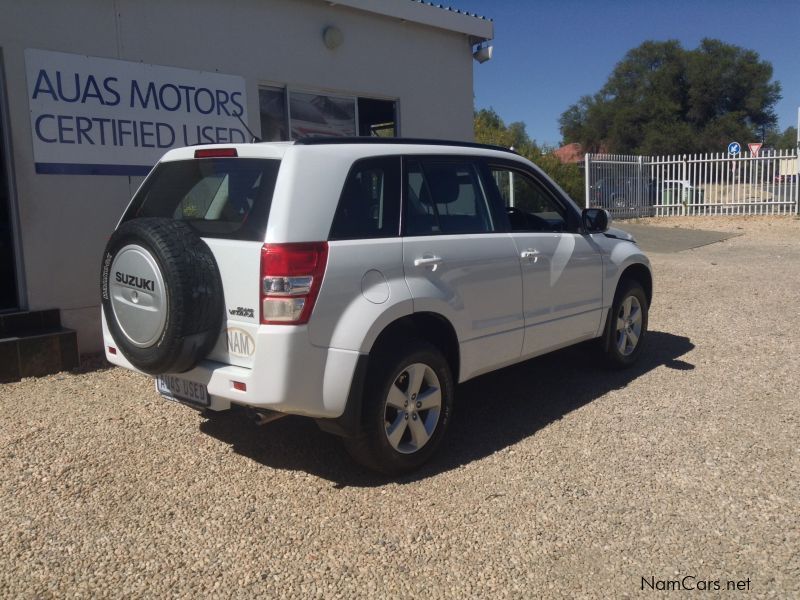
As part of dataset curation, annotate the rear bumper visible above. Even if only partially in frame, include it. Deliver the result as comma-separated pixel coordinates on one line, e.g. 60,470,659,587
102,315,362,419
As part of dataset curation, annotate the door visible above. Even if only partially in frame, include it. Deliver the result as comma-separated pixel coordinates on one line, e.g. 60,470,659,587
486,163,604,358
0,63,18,311
402,157,524,381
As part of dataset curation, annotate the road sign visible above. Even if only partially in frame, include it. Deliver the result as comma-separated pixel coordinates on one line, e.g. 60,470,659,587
728,141,741,155
748,142,763,157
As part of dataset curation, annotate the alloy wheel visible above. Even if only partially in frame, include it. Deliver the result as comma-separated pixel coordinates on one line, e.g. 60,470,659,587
383,363,442,454
615,295,643,356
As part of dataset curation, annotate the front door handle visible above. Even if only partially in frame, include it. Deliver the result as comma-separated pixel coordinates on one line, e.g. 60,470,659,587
414,255,443,269
520,249,539,263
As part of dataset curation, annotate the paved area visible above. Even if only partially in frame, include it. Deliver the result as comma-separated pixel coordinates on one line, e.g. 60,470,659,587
616,222,740,253
1,216,798,598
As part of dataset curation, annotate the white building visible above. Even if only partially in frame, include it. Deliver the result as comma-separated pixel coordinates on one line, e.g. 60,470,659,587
0,0,493,368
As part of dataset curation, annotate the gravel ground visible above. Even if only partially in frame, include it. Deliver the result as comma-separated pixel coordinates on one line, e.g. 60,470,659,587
1,216,798,598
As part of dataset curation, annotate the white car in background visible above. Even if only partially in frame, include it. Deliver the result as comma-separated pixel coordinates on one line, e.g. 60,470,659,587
661,179,703,205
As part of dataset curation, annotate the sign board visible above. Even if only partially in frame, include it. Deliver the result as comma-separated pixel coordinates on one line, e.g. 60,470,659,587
748,142,762,157
727,141,741,155
25,48,249,176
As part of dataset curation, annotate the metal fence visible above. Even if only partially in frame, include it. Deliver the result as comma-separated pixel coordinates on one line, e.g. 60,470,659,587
585,149,800,218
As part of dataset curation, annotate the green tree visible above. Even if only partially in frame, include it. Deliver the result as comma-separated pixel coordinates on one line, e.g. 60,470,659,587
474,108,583,202
765,126,798,150
560,39,782,155
474,108,535,153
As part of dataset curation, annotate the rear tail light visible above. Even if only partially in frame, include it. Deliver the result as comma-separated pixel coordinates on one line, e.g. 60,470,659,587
260,242,328,325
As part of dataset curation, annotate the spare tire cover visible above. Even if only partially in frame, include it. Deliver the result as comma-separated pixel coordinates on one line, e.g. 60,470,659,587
101,218,224,375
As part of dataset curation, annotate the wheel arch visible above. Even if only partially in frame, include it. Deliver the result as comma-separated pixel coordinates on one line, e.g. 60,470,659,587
369,312,460,381
316,311,460,439
617,262,653,306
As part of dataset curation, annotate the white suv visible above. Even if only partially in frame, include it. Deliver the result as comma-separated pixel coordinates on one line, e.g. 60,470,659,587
101,139,652,474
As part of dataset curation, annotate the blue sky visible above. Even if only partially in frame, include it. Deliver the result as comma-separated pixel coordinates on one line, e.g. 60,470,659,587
453,0,800,148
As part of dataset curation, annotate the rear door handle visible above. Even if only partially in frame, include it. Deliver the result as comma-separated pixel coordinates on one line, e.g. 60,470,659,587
520,249,539,263
414,255,443,268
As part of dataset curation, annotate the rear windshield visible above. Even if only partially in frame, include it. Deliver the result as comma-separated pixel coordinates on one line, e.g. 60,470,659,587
124,158,280,241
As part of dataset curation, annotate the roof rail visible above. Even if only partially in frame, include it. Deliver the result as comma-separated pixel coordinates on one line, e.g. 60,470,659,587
293,137,516,154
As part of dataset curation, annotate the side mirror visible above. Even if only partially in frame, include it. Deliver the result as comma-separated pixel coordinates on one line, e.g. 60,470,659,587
582,208,611,233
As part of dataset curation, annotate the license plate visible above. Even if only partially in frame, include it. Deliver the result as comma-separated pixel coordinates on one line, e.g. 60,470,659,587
156,375,209,407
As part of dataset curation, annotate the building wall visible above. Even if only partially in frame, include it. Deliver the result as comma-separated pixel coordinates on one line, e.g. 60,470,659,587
0,0,477,352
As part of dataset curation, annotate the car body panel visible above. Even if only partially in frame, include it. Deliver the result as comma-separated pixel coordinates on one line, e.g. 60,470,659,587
202,238,262,368
509,231,604,357
308,237,412,352
402,232,524,381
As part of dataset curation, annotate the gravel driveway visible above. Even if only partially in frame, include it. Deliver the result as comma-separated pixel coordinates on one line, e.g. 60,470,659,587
1,216,798,598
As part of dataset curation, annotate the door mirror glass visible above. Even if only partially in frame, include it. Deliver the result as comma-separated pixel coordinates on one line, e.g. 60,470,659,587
582,208,611,233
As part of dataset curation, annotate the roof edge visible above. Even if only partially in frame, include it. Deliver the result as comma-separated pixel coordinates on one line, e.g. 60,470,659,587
324,0,493,41
294,136,514,153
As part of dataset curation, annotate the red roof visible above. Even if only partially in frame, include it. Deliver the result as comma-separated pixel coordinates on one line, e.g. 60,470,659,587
553,143,584,164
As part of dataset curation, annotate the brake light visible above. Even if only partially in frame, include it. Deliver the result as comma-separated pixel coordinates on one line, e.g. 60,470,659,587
260,242,328,325
194,148,238,158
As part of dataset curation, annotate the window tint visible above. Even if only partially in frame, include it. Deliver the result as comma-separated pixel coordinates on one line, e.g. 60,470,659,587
490,167,568,232
124,158,279,241
405,160,495,235
329,157,400,240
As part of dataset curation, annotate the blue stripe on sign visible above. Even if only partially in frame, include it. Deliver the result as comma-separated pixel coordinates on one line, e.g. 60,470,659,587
35,163,153,176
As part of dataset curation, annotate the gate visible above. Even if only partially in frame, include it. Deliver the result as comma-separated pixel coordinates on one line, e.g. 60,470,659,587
585,150,800,218
584,154,652,218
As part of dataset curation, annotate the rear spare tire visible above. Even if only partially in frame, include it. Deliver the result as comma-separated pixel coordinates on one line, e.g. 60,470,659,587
100,218,223,374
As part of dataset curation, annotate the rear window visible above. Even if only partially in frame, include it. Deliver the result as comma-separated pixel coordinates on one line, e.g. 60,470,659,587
124,158,280,241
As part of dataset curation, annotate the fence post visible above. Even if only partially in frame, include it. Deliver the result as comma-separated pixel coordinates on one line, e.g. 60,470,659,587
795,149,799,215
681,155,688,215
584,152,591,209
637,155,644,216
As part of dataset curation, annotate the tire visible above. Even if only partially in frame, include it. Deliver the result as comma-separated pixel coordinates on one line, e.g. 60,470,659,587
344,341,454,475
100,218,223,375
601,279,648,368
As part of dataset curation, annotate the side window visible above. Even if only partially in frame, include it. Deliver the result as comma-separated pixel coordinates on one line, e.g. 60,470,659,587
490,167,569,232
405,159,495,236
329,156,400,240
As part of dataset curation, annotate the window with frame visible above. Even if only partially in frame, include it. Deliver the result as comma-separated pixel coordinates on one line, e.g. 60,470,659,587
258,87,398,140
405,160,495,236
490,167,569,232
329,157,401,240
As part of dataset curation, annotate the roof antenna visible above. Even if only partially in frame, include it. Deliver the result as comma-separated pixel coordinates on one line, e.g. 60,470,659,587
232,109,262,143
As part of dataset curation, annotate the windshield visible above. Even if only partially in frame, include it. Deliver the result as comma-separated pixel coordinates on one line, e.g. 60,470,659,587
124,158,280,241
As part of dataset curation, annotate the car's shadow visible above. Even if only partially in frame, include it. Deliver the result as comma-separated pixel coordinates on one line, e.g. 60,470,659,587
200,331,694,487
